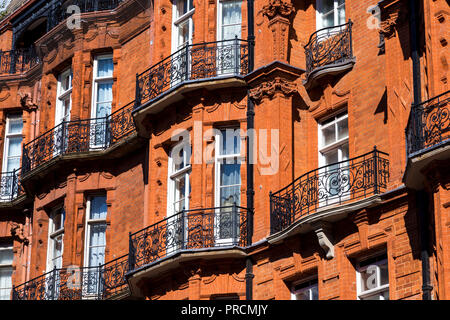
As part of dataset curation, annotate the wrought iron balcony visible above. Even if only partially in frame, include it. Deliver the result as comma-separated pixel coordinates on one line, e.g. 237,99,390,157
0,48,40,76
304,20,353,77
101,254,129,299
128,206,250,271
12,254,129,300
406,90,450,156
270,147,389,234
47,0,125,31
135,38,249,109
22,101,135,175
0,169,24,202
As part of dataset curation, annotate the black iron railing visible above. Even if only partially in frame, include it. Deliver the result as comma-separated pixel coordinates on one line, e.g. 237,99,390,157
12,266,104,300
13,253,130,300
304,20,353,75
0,48,40,75
406,90,450,155
135,38,249,108
47,0,124,31
101,254,129,299
270,147,389,234
129,206,250,271
22,101,135,174
0,169,24,202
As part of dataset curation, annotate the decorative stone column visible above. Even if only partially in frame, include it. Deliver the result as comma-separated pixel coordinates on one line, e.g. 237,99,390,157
262,0,295,62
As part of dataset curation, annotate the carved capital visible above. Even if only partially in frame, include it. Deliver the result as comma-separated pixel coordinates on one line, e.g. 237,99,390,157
262,0,295,20
249,77,297,102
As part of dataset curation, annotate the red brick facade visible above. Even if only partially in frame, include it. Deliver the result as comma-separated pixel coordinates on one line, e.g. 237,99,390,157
0,0,448,301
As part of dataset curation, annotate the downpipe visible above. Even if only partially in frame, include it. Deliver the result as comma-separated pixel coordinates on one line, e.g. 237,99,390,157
409,0,432,300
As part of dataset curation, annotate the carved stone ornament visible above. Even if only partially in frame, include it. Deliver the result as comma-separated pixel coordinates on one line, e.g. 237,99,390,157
10,222,29,245
311,221,334,259
262,0,295,20
249,77,298,102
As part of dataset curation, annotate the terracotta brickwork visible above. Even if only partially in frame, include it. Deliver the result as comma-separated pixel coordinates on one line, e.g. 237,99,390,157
0,0,448,301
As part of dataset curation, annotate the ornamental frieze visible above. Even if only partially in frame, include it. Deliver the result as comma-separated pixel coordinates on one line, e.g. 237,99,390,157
249,77,298,102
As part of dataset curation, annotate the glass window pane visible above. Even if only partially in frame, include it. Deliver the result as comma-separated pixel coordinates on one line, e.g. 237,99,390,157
380,262,389,286
221,129,240,155
321,124,336,147
220,163,240,187
7,137,21,159
6,157,20,173
337,118,348,140
8,118,23,134
53,208,65,231
0,268,12,300
323,149,339,167
90,196,107,220
320,0,334,14
222,0,242,40
220,185,240,207
88,224,106,267
310,286,319,300
97,58,113,78
0,248,13,265
381,289,389,300
97,82,113,103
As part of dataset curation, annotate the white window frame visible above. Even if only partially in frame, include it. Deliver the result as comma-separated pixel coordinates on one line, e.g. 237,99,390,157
90,54,114,149
318,112,349,167
171,0,195,53
291,278,319,300
83,195,108,297
316,0,346,30
167,147,191,218
46,206,65,273
217,0,242,41
214,128,242,208
318,112,349,206
356,256,389,300
2,114,23,173
55,68,72,126
214,128,242,244
166,146,191,254
0,243,13,300
83,195,108,269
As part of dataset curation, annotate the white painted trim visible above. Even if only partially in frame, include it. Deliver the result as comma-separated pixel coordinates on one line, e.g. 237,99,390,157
46,206,65,273
356,257,389,300
2,114,22,174
55,68,72,127
83,195,108,269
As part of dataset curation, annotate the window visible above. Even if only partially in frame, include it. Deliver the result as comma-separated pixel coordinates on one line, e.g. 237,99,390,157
84,196,107,268
318,112,349,204
357,255,389,300
291,279,319,300
168,146,191,216
55,68,72,153
316,0,345,30
218,0,242,41
84,195,107,295
1,115,23,201
2,115,23,173
0,243,13,300
47,206,65,271
215,128,241,208
215,129,241,242
172,0,194,51
56,68,72,125
91,55,113,147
